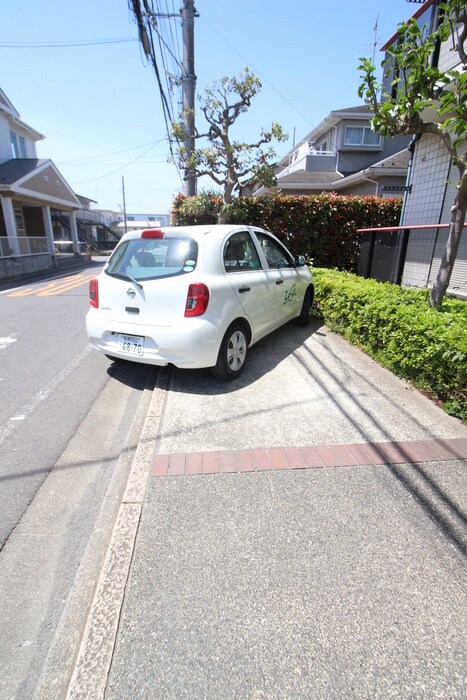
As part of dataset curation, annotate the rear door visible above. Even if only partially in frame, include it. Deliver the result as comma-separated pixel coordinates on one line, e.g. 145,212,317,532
223,230,277,338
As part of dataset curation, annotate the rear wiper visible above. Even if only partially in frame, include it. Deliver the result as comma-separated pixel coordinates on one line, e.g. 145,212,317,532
109,272,144,290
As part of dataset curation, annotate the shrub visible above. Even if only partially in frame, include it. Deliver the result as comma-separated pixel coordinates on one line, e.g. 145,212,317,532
171,192,223,225
172,192,401,272
312,268,467,421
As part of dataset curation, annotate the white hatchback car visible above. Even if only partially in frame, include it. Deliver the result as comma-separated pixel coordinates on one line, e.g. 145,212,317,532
86,225,313,379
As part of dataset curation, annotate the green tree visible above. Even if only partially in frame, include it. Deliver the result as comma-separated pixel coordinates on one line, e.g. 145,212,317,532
358,0,467,307
172,69,287,222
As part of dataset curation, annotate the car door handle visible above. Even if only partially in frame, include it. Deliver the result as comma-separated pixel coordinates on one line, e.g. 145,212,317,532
238,286,251,293
275,280,284,285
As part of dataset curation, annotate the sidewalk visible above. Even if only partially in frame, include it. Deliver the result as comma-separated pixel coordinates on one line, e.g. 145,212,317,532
103,321,467,698
0,254,102,292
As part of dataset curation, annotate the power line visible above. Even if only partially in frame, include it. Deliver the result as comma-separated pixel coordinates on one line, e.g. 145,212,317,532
128,1,177,149
69,141,167,185
128,0,197,194
199,12,314,129
57,138,167,165
0,38,137,48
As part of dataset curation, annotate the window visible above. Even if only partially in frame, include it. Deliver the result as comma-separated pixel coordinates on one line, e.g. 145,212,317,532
19,136,26,157
344,126,381,147
224,232,261,272
10,131,18,158
10,131,27,158
107,236,198,281
363,129,381,146
255,232,293,269
15,209,24,230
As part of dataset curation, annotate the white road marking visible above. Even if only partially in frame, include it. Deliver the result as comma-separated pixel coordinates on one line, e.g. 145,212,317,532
0,336,18,349
0,345,93,447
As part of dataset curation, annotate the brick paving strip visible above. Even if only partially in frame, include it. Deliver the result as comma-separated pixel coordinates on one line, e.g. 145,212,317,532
153,437,467,477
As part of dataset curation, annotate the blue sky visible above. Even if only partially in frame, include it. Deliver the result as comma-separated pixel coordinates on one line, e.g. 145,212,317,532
1,0,420,215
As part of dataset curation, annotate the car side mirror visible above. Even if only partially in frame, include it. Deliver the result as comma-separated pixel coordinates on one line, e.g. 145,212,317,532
294,255,306,267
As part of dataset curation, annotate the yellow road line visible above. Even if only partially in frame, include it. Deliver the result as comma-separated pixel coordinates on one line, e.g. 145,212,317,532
9,273,95,297
38,274,96,296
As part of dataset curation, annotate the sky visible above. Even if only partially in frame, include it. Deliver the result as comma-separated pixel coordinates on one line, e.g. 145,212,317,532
1,0,422,215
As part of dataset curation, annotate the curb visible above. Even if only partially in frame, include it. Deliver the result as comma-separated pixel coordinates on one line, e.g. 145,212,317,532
64,367,170,700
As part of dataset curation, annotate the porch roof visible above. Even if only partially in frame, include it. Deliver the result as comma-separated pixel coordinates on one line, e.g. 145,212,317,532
0,158,80,209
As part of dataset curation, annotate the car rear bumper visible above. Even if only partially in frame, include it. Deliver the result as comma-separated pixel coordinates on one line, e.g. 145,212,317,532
86,312,222,369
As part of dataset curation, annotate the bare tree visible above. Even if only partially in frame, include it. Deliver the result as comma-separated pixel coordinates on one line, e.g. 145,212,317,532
172,68,287,221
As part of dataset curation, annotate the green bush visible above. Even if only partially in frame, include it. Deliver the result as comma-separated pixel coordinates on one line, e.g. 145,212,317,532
172,192,223,225
172,192,401,272
312,268,467,421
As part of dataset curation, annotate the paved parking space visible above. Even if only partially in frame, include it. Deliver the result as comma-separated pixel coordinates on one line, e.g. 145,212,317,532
104,320,467,699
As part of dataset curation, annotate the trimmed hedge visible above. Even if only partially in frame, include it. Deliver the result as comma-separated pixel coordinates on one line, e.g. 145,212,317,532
312,268,467,421
172,193,401,272
172,192,223,225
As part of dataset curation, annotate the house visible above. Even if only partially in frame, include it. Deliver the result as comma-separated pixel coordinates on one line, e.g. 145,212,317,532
92,210,171,238
251,106,411,198
361,0,466,299
53,198,121,253
0,88,84,280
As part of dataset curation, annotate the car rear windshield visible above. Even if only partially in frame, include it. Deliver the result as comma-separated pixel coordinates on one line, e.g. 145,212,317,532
106,236,198,281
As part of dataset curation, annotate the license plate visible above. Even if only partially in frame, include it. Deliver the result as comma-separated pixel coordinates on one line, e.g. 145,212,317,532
117,334,145,356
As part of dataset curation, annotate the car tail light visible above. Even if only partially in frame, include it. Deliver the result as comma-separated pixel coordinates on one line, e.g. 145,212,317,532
141,229,164,239
185,283,209,317
89,279,99,308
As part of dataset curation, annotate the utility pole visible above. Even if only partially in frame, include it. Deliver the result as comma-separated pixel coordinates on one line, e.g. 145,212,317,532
181,0,197,196
122,176,128,233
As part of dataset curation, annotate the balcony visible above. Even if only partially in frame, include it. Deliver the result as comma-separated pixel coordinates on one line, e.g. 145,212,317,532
278,148,337,178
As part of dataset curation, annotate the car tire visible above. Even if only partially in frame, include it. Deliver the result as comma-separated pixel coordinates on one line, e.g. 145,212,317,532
212,322,249,380
296,286,313,327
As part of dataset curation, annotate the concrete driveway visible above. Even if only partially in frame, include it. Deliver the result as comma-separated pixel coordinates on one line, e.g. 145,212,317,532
74,319,467,699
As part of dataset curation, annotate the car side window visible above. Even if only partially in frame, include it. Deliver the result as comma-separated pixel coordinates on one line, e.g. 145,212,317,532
224,232,261,272
255,232,293,269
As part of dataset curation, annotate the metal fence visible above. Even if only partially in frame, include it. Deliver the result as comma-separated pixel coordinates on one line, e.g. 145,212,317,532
0,237,11,257
357,224,467,296
21,237,49,255
0,236,50,258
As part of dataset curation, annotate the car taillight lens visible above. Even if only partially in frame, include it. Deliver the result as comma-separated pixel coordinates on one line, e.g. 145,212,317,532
89,279,99,308
185,283,209,317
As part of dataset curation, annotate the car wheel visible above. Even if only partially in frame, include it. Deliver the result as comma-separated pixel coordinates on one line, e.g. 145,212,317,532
212,322,249,380
296,287,313,326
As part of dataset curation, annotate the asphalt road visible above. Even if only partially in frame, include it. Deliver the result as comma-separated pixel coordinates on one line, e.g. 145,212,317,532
0,266,155,699
0,266,108,547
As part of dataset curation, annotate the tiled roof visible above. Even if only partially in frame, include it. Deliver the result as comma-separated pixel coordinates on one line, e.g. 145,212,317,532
370,150,410,169
278,171,342,185
0,158,45,184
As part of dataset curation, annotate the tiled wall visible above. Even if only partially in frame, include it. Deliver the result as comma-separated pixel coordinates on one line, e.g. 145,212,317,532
438,24,462,73
401,134,451,288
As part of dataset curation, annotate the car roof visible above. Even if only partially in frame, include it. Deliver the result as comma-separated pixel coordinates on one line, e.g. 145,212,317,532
118,224,268,244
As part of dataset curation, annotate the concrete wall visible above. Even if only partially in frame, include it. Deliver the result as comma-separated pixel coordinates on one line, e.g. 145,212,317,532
0,254,53,282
